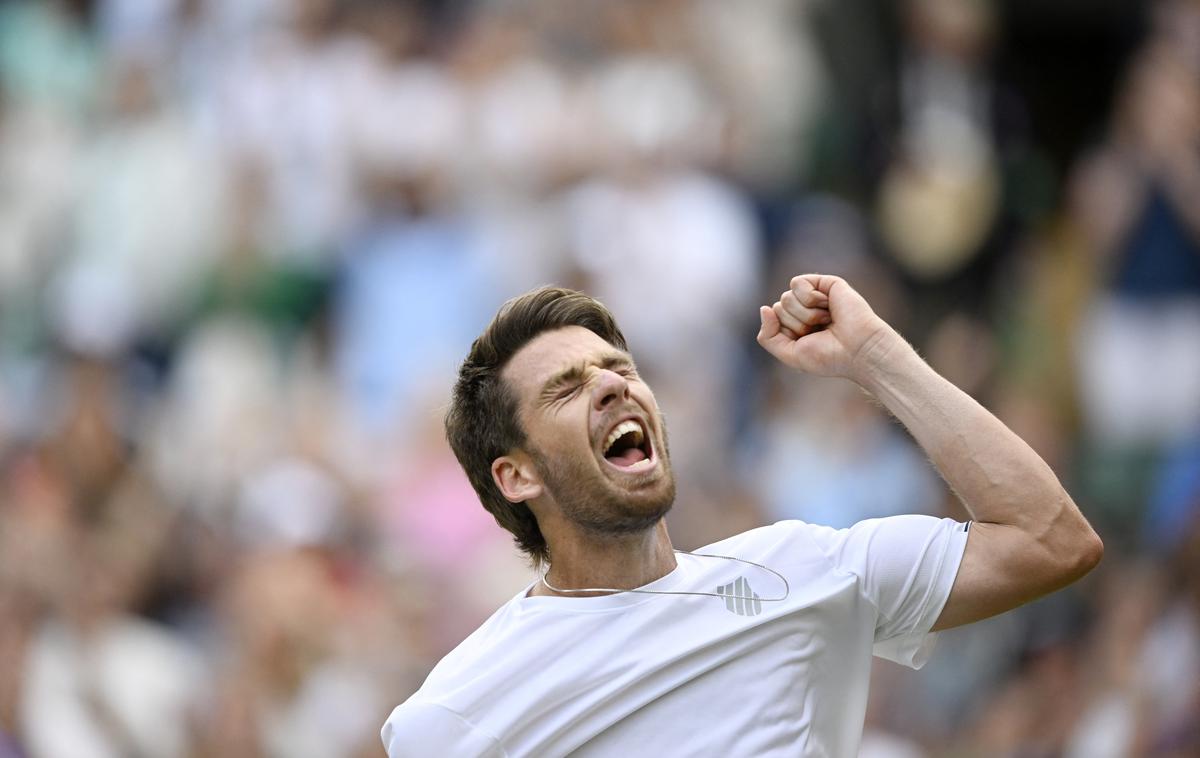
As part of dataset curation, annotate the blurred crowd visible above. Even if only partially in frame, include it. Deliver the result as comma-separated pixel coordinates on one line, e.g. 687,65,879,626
0,0,1198,756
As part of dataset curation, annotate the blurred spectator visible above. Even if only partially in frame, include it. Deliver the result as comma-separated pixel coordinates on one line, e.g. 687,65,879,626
218,0,370,263
331,136,499,440
450,4,577,195
682,0,827,192
0,0,99,119
0,91,79,306
50,54,229,356
1066,563,1165,757
875,0,1008,283
1072,42,1200,448
2,441,204,758
197,548,386,758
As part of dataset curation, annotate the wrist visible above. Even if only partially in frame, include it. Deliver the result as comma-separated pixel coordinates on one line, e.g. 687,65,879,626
847,325,917,390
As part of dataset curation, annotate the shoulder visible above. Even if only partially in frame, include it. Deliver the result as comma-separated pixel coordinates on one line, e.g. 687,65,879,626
698,516,969,583
738,515,967,553
699,519,828,559
418,591,531,686
693,520,850,595
701,520,802,550
381,596,532,756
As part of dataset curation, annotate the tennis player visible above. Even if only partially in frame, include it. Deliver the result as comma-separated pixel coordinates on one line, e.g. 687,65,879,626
382,274,1102,757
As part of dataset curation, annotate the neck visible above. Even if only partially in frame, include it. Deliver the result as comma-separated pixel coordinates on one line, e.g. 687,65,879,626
534,520,676,598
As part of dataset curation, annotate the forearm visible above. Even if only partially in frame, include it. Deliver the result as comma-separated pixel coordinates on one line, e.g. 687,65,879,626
851,330,1094,557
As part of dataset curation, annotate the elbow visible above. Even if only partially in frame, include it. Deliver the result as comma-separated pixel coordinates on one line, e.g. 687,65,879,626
1043,494,1103,585
1063,526,1104,583
1082,528,1104,573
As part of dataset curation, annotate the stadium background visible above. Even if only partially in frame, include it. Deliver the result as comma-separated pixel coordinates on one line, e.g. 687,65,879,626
1,0,1198,755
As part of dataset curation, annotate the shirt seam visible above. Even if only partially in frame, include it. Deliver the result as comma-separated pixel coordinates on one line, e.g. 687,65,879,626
416,701,510,757
793,521,889,626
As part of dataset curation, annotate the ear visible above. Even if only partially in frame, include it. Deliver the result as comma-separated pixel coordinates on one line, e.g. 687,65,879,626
491,452,543,504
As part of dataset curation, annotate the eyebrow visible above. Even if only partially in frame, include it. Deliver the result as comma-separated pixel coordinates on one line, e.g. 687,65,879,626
537,352,635,404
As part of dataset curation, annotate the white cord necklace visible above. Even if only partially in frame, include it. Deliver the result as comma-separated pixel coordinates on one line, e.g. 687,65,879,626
539,550,790,602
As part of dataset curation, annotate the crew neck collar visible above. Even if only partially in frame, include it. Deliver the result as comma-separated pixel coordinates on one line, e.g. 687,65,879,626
515,553,699,612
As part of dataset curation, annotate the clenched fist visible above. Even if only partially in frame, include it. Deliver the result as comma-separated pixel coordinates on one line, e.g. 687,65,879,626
756,274,905,382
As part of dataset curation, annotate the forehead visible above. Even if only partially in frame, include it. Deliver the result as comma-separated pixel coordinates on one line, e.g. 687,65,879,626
503,326,622,399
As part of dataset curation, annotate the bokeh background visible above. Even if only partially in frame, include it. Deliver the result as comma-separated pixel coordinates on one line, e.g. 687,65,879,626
1,0,1198,755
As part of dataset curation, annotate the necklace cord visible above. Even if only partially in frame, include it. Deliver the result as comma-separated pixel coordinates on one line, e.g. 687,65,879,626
539,550,790,602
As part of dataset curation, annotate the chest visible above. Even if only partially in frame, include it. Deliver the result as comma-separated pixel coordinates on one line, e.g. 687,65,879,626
497,584,877,757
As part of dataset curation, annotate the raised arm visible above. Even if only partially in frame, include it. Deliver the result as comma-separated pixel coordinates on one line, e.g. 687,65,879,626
756,274,1103,631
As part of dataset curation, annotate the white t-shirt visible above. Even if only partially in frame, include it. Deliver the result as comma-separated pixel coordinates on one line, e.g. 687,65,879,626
382,515,970,757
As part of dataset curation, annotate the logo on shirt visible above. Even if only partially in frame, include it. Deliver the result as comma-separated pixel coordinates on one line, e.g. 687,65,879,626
714,576,763,617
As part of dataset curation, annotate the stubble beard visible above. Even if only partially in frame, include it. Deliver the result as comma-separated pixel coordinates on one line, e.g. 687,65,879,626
530,422,676,539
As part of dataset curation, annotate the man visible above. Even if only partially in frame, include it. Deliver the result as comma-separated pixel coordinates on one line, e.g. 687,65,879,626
382,274,1103,757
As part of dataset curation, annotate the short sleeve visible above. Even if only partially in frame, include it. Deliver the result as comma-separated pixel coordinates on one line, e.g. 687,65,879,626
802,515,970,668
382,701,507,758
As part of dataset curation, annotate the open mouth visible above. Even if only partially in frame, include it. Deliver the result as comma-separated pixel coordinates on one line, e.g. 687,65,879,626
601,418,655,471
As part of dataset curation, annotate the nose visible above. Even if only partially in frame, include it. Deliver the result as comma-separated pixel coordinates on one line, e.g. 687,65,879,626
591,368,630,411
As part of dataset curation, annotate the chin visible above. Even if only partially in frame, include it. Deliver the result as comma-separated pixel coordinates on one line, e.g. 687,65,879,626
579,470,677,537
532,437,678,536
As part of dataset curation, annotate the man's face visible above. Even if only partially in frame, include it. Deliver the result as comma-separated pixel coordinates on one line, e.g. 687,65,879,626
502,326,676,537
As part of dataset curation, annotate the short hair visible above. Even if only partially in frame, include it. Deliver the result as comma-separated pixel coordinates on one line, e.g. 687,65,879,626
446,286,628,566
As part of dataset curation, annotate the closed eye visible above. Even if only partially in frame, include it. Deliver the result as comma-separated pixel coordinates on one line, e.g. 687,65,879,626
605,360,638,379
540,354,638,408
556,383,584,401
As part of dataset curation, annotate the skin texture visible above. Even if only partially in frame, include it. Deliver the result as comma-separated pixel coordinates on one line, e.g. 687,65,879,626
758,274,1103,630
495,274,1103,626
491,326,678,595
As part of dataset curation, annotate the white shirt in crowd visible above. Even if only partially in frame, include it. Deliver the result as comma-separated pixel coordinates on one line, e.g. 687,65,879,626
382,514,970,757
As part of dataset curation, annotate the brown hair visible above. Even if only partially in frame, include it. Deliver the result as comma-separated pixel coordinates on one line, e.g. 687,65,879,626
446,286,628,565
